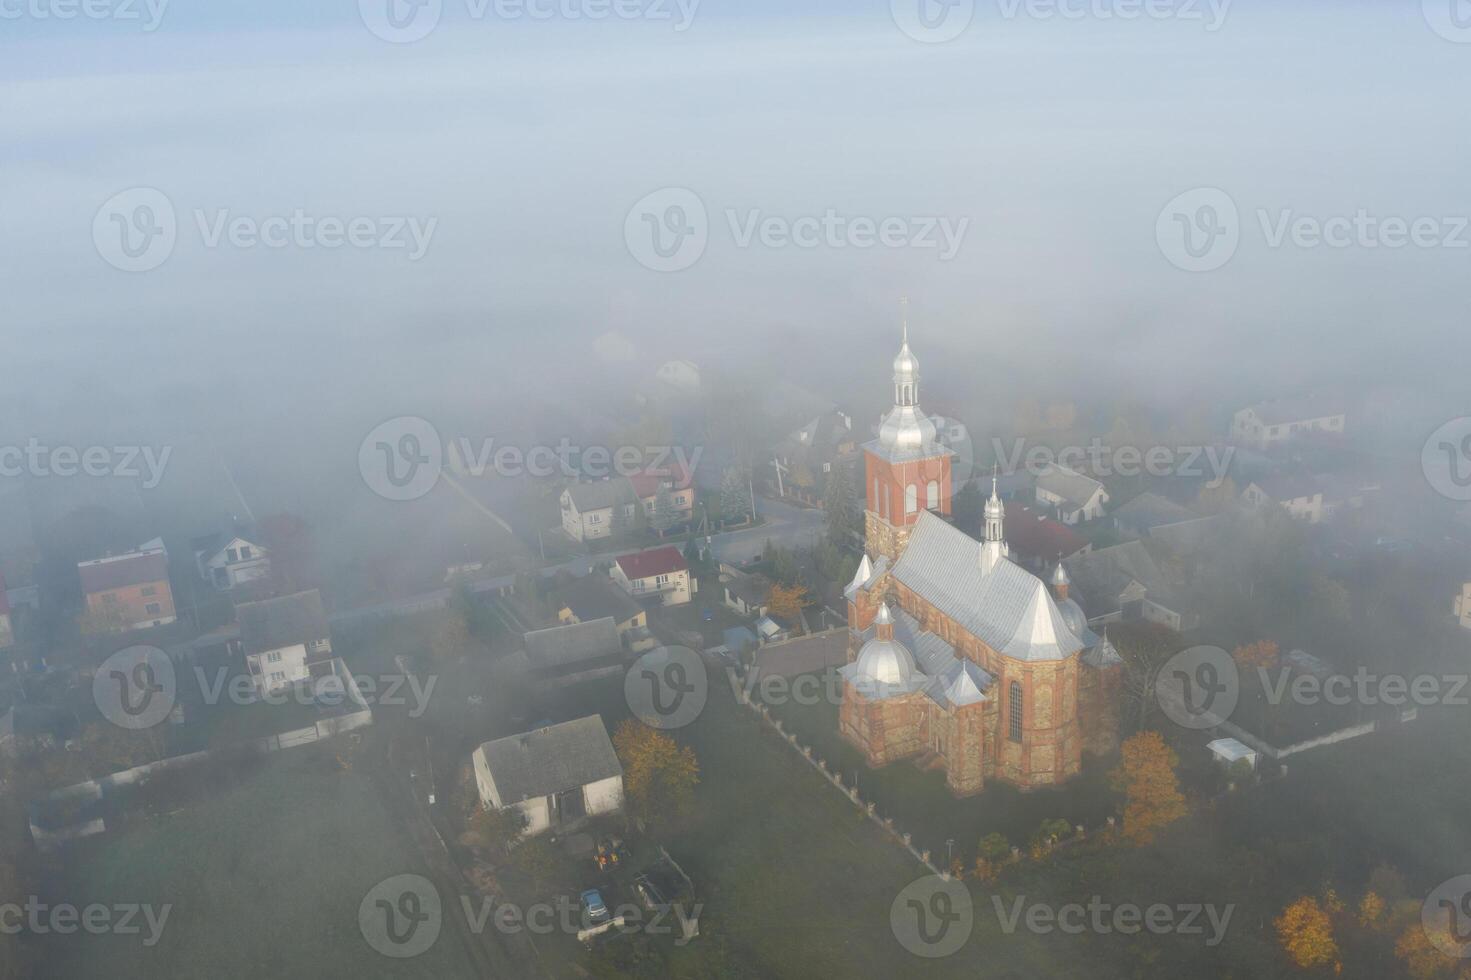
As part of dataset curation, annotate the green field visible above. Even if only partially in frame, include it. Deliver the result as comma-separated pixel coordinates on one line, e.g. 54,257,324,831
41,747,479,980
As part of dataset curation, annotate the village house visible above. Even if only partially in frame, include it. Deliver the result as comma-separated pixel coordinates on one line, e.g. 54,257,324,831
628,461,696,526
237,589,333,697
1230,394,1346,450
1002,502,1091,573
191,531,270,592
721,568,774,618
610,546,693,606
1242,475,1327,524
1109,492,1203,539
552,573,655,651
559,480,637,542
1063,540,1197,632
513,617,629,691
472,715,624,835
1032,462,1109,525
769,410,858,504
839,329,1123,796
78,541,176,633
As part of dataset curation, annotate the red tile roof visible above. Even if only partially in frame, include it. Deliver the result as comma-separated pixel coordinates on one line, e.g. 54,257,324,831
615,546,688,581
1004,504,1089,562
77,550,170,594
627,460,694,499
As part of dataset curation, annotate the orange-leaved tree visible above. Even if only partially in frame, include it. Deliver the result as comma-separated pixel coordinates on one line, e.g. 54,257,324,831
765,583,811,635
1395,911,1466,980
1109,731,1187,845
1275,896,1341,973
613,720,700,832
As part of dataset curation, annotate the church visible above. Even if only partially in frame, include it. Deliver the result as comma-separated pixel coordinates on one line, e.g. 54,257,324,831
838,326,1123,795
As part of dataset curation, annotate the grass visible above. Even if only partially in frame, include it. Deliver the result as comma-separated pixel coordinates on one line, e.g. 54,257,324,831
41,747,480,980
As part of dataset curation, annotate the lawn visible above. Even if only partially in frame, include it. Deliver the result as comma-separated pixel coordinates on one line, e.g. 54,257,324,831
40,746,480,979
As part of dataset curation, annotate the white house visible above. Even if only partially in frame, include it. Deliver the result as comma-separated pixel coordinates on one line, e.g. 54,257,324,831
1455,580,1471,631
1231,396,1346,450
1242,476,1326,524
560,480,637,542
472,716,624,835
193,534,270,592
1033,463,1109,525
237,590,333,697
611,547,693,607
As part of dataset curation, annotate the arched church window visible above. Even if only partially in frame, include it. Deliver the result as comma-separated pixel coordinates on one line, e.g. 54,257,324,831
926,480,940,509
904,484,917,514
1008,682,1023,742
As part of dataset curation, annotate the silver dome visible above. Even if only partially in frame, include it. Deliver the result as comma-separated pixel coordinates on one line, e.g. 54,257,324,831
1056,596,1087,639
892,341,919,381
1051,563,1071,587
853,636,919,687
877,406,940,454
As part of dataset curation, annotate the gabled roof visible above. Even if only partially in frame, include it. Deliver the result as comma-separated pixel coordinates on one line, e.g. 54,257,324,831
1034,464,1105,510
723,570,773,608
1250,474,1321,503
553,574,643,625
77,549,169,594
1111,493,1200,534
924,659,992,709
890,512,1084,662
564,479,636,513
476,715,623,805
1003,503,1089,560
1063,541,1177,618
627,461,694,499
615,546,687,581
522,617,622,670
236,590,328,655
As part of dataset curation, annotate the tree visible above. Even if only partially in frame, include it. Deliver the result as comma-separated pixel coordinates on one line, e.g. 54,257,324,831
1110,731,1187,845
822,462,861,547
1110,622,1181,733
469,804,529,856
1274,896,1340,973
651,482,681,536
719,466,752,525
427,605,473,663
766,582,811,635
1395,913,1464,980
612,720,700,832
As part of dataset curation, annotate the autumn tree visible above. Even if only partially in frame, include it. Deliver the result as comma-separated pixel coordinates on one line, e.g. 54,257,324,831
1275,896,1341,973
1232,640,1280,671
1110,731,1187,845
1395,913,1465,980
765,582,811,636
613,720,699,832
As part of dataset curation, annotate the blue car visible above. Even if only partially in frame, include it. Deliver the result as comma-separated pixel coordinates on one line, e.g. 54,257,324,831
581,889,610,926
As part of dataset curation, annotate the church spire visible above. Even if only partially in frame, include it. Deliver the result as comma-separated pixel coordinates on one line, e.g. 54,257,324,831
980,463,1009,573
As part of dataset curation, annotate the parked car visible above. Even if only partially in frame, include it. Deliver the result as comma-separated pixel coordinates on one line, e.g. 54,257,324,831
581,889,610,926
633,874,669,911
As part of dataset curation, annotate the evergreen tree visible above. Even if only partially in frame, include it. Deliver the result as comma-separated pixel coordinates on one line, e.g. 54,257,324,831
719,466,751,524
822,462,860,546
651,482,680,536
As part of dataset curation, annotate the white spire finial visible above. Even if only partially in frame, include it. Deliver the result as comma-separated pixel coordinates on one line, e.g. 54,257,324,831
900,296,909,346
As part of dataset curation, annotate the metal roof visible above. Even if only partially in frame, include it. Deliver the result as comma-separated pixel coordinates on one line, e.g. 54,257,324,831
890,511,1085,662
476,715,623,805
236,590,328,655
523,617,622,669
1034,463,1105,510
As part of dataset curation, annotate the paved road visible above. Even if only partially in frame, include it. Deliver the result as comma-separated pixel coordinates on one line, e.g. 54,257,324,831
332,497,826,627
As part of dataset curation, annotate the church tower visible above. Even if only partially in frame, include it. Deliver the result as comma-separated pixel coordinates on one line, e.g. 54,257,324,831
862,312,954,562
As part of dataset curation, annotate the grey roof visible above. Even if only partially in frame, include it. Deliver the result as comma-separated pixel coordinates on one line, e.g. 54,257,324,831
237,590,328,655
564,479,635,513
1251,474,1321,503
476,716,623,805
523,617,622,669
846,606,995,703
553,574,643,624
1034,464,1105,510
1112,493,1200,534
889,512,1085,662
1245,393,1346,426
924,659,992,709
1063,541,1178,619
723,626,758,651
723,570,774,608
